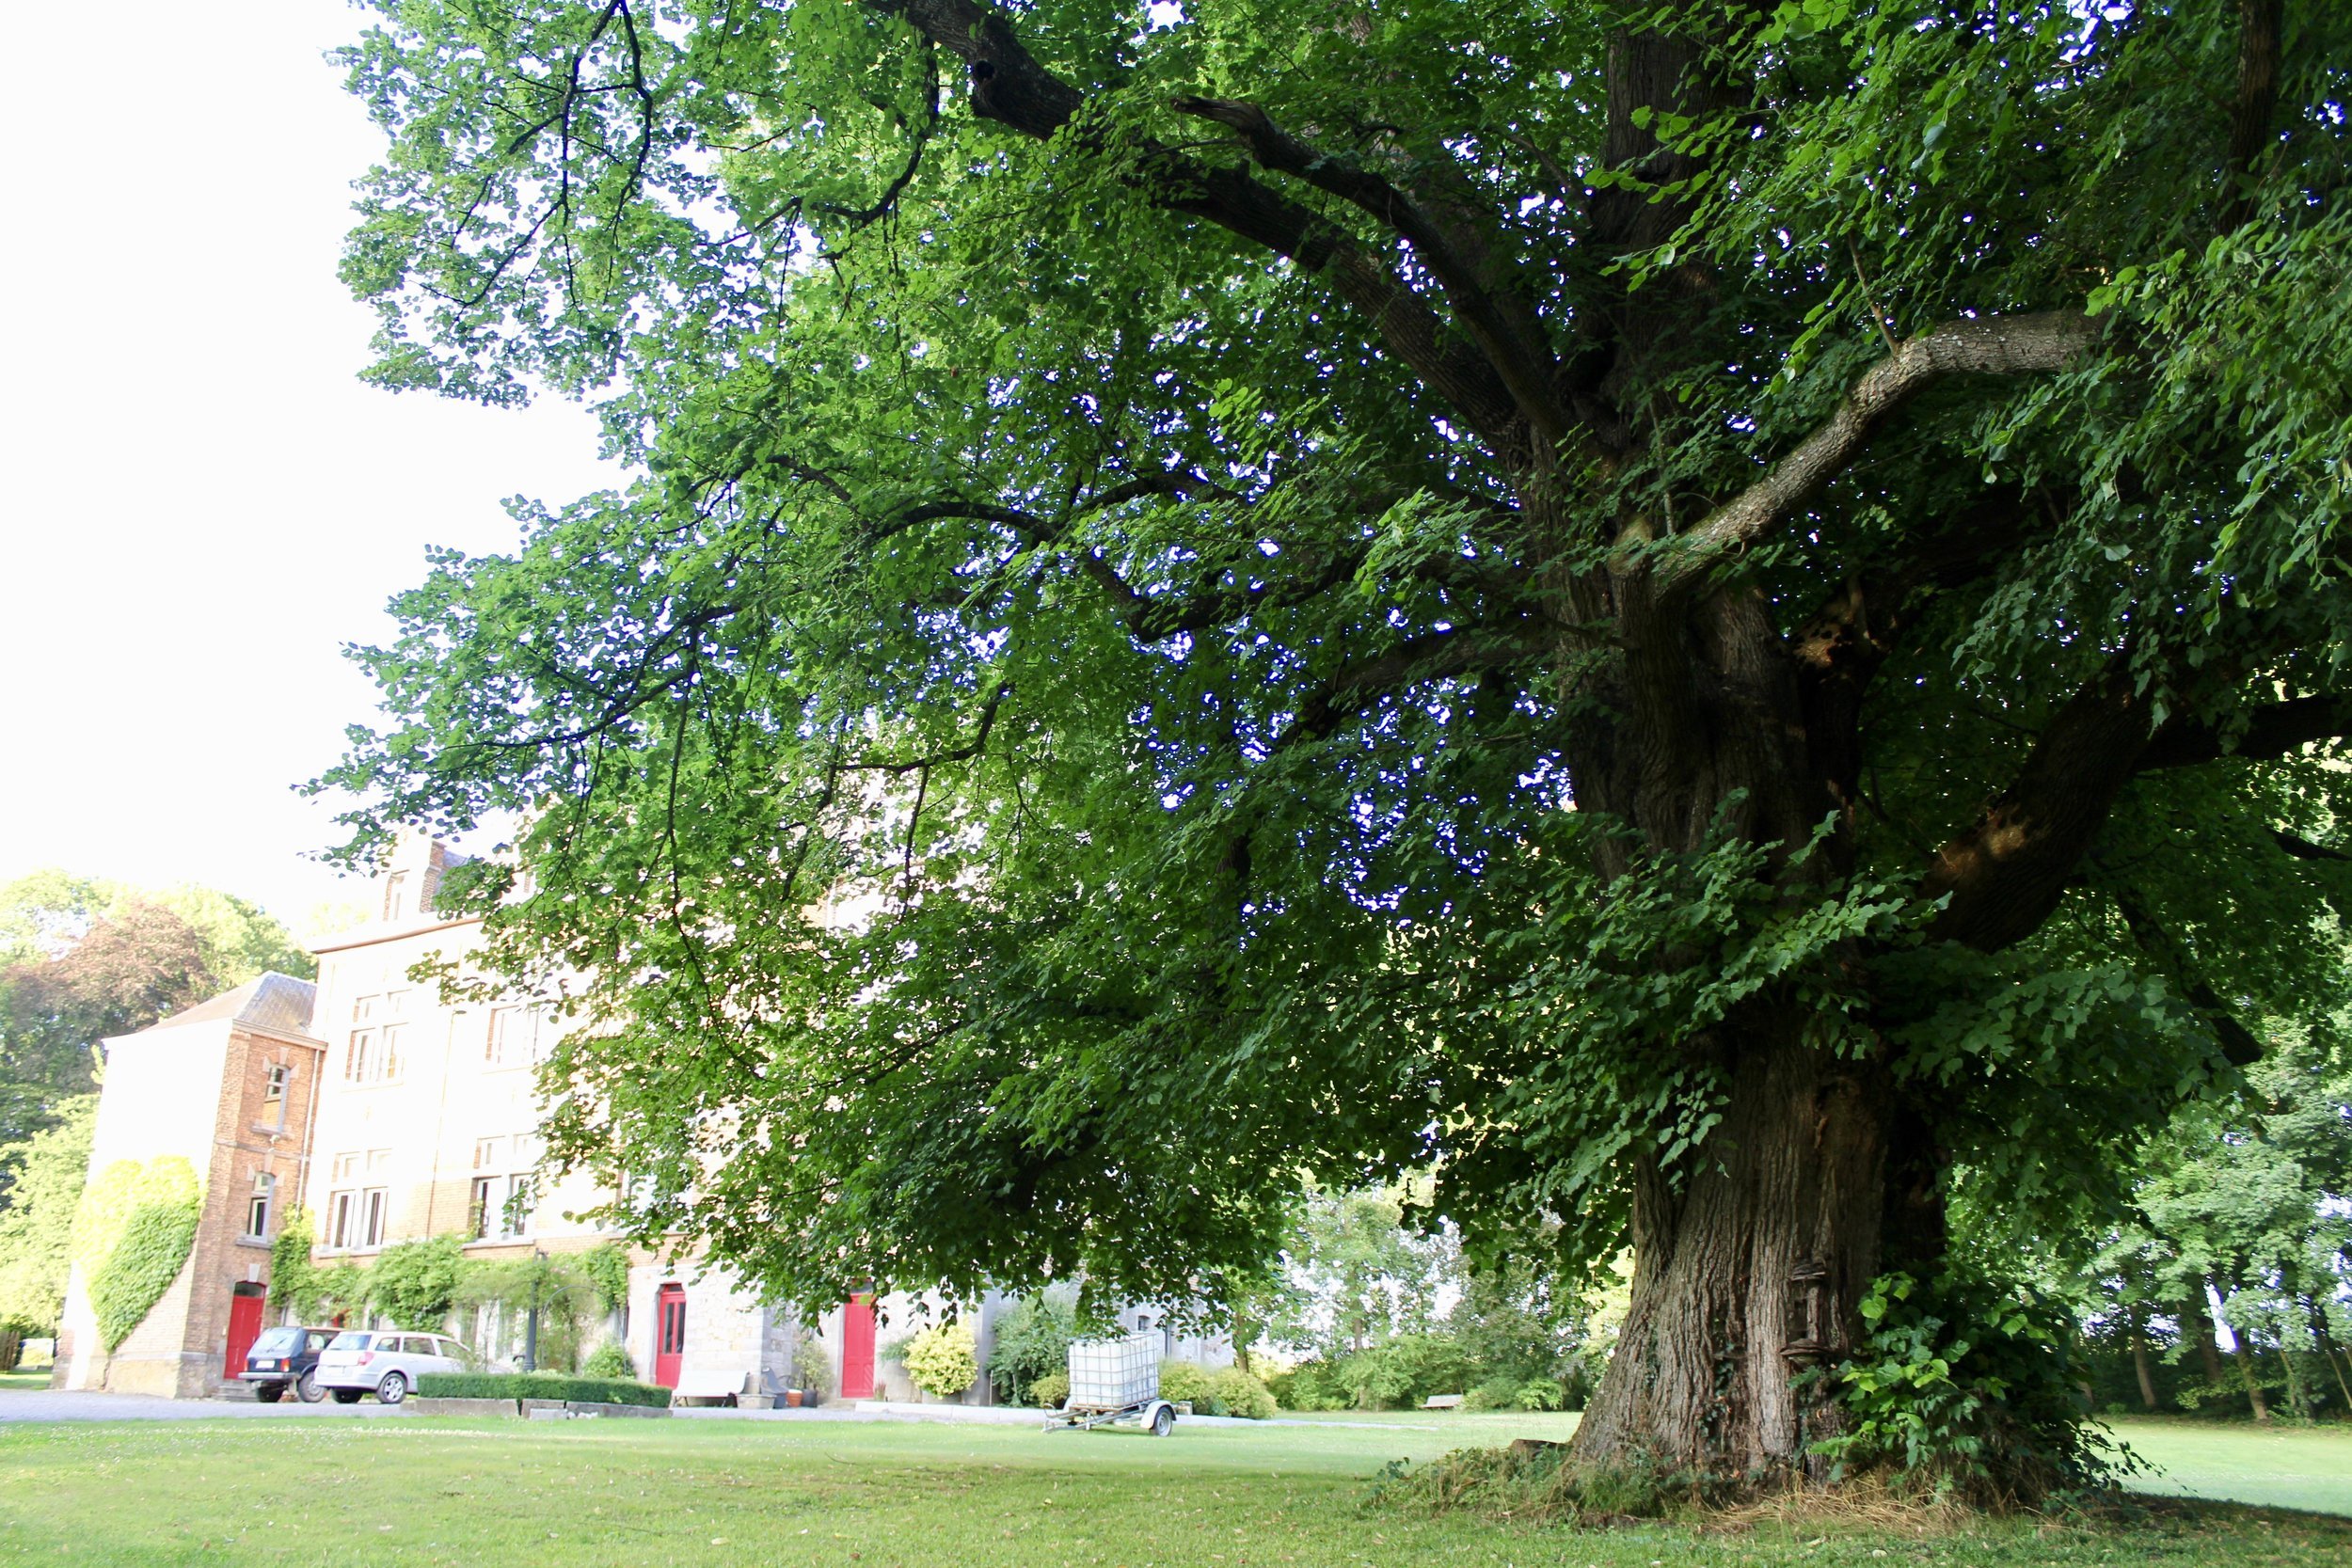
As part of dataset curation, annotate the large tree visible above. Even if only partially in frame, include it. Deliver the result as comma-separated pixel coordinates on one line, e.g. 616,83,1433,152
320,0,2352,1482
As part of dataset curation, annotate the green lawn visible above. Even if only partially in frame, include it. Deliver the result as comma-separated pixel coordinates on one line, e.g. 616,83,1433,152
0,1413,2346,1568
2107,1418,2352,1516
0,1370,49,1393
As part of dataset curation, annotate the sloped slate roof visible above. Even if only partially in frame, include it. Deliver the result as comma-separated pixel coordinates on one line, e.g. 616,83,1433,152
144,973,319,1037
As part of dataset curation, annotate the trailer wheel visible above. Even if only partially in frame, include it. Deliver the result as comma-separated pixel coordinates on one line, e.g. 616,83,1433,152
1149,1402,1174,1437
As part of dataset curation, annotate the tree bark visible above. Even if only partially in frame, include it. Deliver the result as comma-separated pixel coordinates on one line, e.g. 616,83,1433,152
2129,1304,2161,1412
1570,1022,1888,1477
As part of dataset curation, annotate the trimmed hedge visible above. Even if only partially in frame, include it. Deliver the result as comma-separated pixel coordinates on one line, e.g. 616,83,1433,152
415,1371,671,1407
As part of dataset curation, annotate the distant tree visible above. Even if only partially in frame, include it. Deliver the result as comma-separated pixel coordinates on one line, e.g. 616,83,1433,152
1264,1186,1452,1361
0,873,310,1154
0,1094,97,1348
2100,1031,2352,1419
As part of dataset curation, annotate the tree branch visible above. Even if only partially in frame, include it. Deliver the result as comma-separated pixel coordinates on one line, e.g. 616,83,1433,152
2136,694,2352,771
2107,882,2264,1067
1276,626,1547,751
2221,0,2283,230
1920,657,2156,953
1169,95,1563,443
1658,313,2101,597
863,0,1524,450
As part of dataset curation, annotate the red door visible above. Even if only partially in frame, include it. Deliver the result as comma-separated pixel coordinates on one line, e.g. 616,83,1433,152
839,1293,876,1399
654,1285,687,1388
224,1291,265,1379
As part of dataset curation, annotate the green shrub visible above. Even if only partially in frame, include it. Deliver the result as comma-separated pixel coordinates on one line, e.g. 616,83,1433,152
367,1233,468,1329
1158,1359,1214,1407
986,1293,1077,1404
268,1208,321,1320
1276,1358,1351,1411
414,1370,669,1407
1028,1370,1070,1408
1207,1365,1278,1419
580,1341,636,1380
72,1158,202,1352
1814,1272,2139,1505
902,1322,979,1398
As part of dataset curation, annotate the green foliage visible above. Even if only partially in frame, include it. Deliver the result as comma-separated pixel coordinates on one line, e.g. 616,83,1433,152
366,1233,467,1330
792,1325,833,1398
1817,1274,2139,1504
1206,1366,1279,1420
1026,1370,1070,1409
985,1293,1077,1405
0,1094,94,1335
575,1243,630,1313
1157,1361,1213,1408
413,1370,668,1407
310,1260,370,1323
314,0,2352,1479
267,1207,322,1322
901,1322,978,1400
72,1157,201,1352
580,1341,635,1380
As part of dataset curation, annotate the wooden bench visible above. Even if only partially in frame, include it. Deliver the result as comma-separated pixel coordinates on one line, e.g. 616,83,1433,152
1422,1394,1465,1410
670,1369,749,1407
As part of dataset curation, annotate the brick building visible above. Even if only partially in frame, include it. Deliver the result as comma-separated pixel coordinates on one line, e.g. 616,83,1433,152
53,974,325,1396
56,832,1229,1401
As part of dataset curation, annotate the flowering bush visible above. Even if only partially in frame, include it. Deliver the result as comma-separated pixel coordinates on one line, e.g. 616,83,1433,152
903,1322,978,1399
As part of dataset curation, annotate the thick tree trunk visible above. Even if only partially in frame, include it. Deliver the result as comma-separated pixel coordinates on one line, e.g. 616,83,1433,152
1571,1021,1889,1479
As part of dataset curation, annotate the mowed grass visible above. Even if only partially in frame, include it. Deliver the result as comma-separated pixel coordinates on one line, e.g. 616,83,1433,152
1,1412,2348,1568
2108,1418,2352,1516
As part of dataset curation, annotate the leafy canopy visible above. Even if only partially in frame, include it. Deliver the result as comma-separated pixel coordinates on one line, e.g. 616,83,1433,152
316,0,2352,1328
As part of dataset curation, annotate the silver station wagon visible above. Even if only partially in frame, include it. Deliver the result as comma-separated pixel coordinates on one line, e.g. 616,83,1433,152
315,1329,472,1404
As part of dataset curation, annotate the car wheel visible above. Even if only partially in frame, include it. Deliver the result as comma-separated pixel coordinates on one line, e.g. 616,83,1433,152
377,1370,408,1404
296,1369,325,1403
253,1382,285,1403
1150,1403,1174,1438
332,1387,363,1404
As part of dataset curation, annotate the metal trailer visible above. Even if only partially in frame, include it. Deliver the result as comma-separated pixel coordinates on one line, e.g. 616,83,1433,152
1042,1332,1177,1436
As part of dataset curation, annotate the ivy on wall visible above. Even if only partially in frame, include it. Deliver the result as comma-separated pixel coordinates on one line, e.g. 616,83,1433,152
71,1157,203,1352
269,1207,321,1320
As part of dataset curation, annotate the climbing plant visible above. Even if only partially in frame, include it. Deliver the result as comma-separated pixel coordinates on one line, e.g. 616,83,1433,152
71,1156,202,1352
268,1206,321,1321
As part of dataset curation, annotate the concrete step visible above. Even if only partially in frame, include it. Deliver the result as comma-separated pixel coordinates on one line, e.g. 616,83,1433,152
215,1381,259,1402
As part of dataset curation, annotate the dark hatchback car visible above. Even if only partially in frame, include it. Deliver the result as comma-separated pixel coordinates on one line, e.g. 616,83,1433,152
238,1325,339,1402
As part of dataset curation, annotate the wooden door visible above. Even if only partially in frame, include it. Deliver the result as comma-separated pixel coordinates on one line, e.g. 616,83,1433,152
654,1284,686,1388
839,1293,876,1400
224,1291,265,1379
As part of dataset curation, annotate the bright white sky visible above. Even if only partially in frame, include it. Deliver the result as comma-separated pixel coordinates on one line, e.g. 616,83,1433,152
0,2,621,933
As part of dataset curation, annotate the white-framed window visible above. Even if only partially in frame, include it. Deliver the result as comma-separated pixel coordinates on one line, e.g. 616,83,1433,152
362,1187,389,1247
330,1150,358,1184
380,1022,407,1082
473,1137,503,1171
466,1170,536,1242
383,871,410,922
345,1028,375,1083
326,1189,357,1247
366,1148,392,1176
485,1006,525,1067
244,1172,275,1241
263,1062,288,1108
385,988,411,1018
353,993,379,1024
